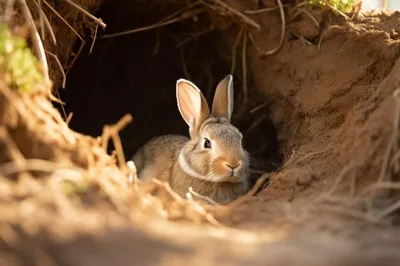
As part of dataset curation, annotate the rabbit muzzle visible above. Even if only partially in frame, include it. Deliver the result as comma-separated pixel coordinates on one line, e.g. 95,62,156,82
214,155,246,183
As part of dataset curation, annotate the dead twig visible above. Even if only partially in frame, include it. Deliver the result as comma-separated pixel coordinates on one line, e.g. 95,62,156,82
113,114,134,133
65,41,85,75
374,200,400,220
284,149,296,166
151,179,184,202
159,2,201,23
185,192,221,226
62,0,106,29
291,8,320,29
111,131,127,173
38,1,57,44
248,0,286,57
250,102,268,113
42,0,84,42
243,5,286,14
49,91,65,105
66,112,73,125
45,50,66,89
226,173,269,209
326,3,350,20
206,0,260,29
147,179,221,226
101,114,133,172
89,23,99,54
298,146,330,162
295,1,308,8
101,8,206,39
188,187,218,205
286,27,313,46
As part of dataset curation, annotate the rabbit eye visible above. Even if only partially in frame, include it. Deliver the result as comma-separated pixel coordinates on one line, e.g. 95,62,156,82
203,138,212,149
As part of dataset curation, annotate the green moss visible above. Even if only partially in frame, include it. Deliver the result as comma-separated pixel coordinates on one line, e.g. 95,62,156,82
0,24,44,92
308,0,355,13
63,179,88,196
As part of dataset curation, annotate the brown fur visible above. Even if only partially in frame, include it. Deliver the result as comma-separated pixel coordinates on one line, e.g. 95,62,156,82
133,135,188,182
133,130,249,204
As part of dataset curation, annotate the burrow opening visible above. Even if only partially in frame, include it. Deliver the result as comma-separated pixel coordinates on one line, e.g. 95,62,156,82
55,0,284,188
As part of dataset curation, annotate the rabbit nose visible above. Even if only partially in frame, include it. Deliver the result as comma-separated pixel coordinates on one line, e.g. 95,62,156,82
225,162,240,170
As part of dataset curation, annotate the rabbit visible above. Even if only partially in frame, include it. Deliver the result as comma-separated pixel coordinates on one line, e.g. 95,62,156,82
132,75,250,204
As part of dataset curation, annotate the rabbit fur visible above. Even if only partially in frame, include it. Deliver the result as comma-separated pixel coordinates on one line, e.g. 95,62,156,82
132,75,250,204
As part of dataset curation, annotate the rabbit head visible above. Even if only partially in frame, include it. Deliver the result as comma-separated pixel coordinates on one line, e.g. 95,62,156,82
176,75,249,183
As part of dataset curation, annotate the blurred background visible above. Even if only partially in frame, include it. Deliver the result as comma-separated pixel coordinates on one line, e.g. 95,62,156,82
362,0,400,11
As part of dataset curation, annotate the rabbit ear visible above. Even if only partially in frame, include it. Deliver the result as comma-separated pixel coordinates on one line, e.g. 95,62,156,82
211,75,234,121
176,79,210,131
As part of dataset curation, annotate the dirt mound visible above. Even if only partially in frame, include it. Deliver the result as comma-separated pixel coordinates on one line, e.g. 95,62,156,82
2,1,400,265
250,10,400,200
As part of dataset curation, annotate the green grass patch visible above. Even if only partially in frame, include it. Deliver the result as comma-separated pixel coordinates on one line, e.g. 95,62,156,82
0,24,44,92
308,0,355,13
